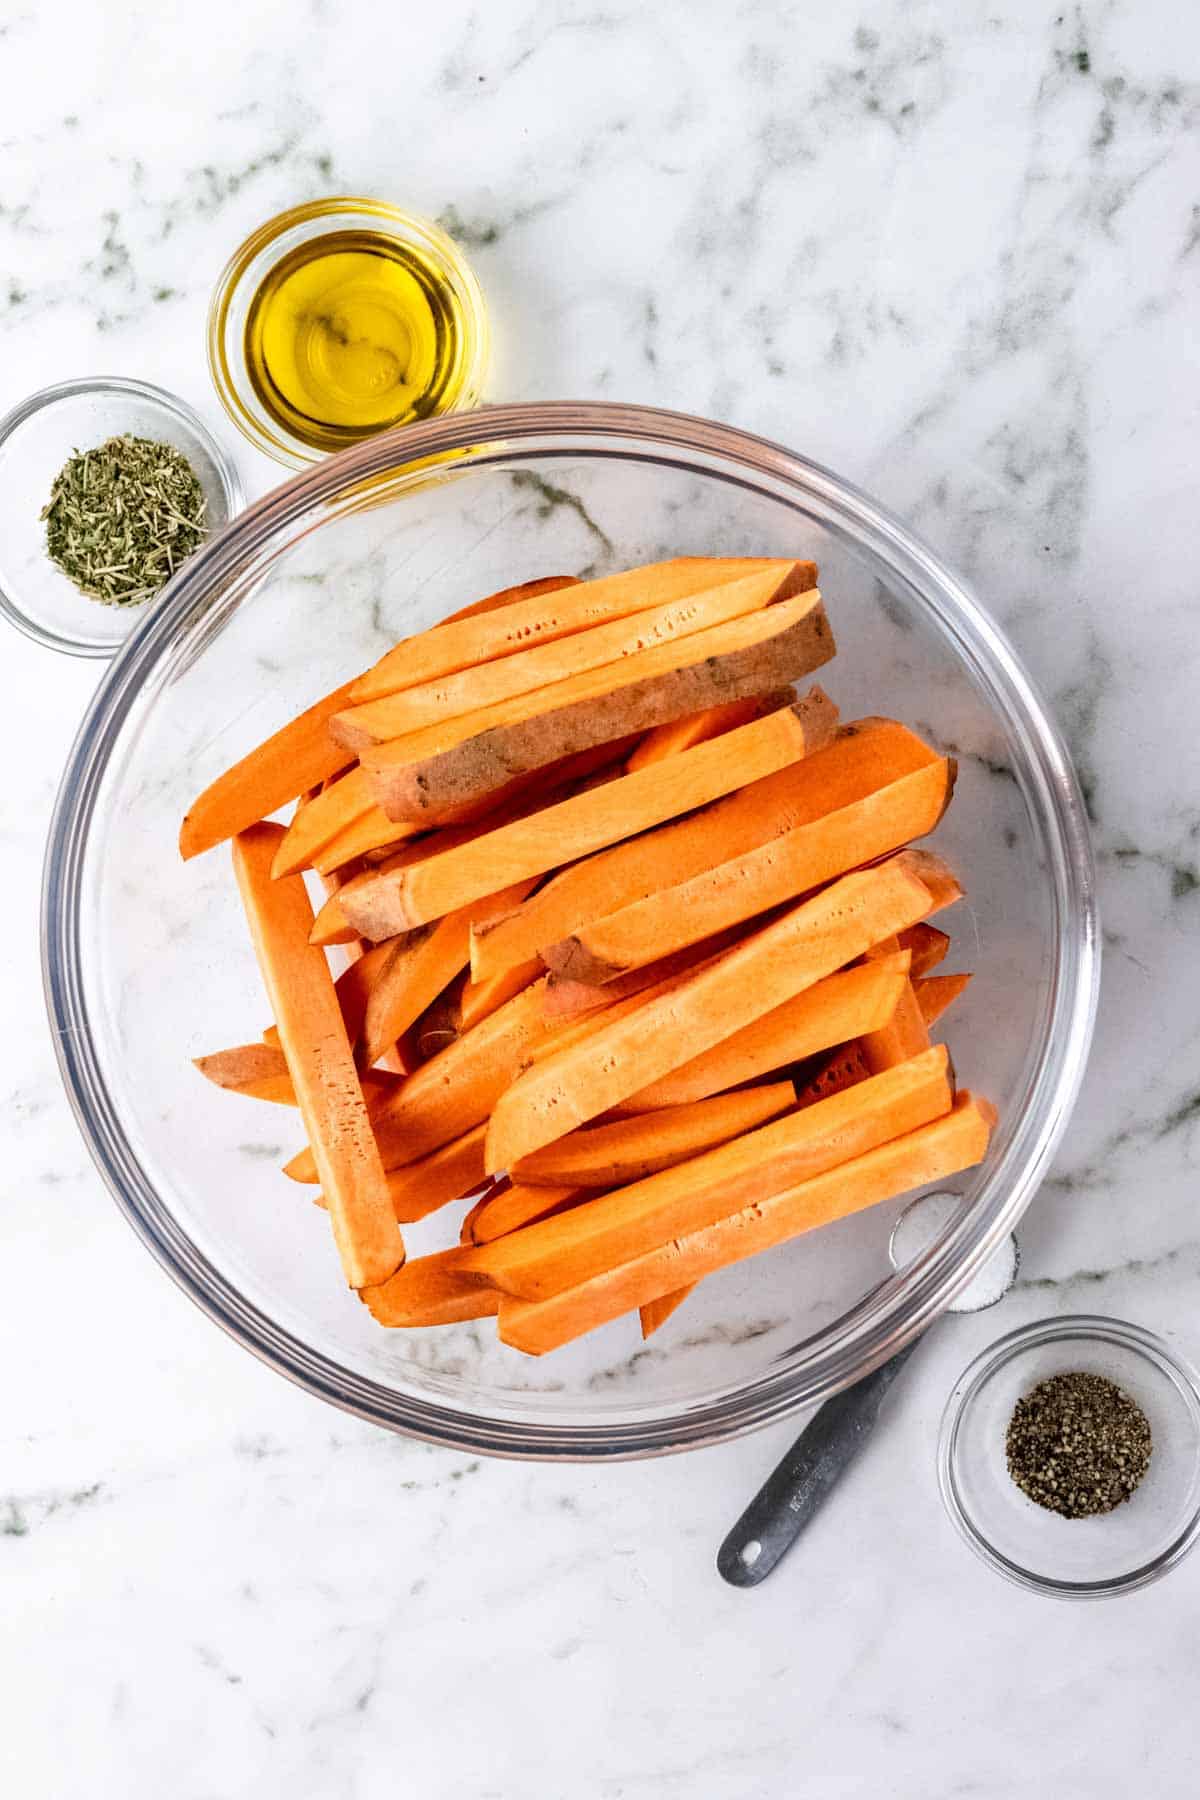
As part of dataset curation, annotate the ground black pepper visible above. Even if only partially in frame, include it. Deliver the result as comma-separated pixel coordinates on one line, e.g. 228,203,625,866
1005,1371,1152,1519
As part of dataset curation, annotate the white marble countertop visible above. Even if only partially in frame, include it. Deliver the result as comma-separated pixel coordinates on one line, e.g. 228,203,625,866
3,2,1199,1794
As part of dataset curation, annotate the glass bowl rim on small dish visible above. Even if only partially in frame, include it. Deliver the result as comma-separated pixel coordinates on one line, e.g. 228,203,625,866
0,375,243,660
207,194,492,470
937,1313,1200,1598
42,401,1099,1459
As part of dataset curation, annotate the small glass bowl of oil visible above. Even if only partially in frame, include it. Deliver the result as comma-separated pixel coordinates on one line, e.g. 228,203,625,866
208,198,490,467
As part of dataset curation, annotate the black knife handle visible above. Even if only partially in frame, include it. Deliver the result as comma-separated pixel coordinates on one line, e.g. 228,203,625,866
717,1335,925,1588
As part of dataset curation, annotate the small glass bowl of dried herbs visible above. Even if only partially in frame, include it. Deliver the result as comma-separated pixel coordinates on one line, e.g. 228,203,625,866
0,377,242,658
938,1316,1200,1598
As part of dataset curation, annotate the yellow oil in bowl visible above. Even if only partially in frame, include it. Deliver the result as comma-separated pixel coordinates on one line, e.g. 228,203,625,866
209,199,490,466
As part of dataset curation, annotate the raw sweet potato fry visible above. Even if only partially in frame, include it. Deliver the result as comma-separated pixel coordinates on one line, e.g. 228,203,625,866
342,702,831,938
350,559,808,704
361,593,835,824
231,823,403,1288
639,1288,695,1338
618,952,911,1111
332,564,806,750
179,680,358,861
486,853,960,1173
915,971,972,1027
273,767,401,879
441,574,580,627
361,1247,501,1328
510,1082,796,1189
459,958,544,1032
466,1048,954,1300
469,715,932,987
462,1183,586,1246
898,923,950,978
625,692,791,771
356,877,539,1069
496,1093,995,1354
861,981,931,1074
313,805,423,875
540,927,747,1022
376,1126,489,1224
365,977,562,1171
194,1042,297,1105
544,757,955,984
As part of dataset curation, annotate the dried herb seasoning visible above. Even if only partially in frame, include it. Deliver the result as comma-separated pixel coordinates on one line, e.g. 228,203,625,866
1006,1371,1152,1519
42,433,207,608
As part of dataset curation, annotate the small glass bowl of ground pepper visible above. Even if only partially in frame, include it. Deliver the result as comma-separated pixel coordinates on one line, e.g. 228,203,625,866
0,377,242,657
938,1316,1200,1598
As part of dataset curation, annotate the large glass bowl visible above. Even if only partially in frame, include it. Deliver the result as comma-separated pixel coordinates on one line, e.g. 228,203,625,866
42,402,1098,1460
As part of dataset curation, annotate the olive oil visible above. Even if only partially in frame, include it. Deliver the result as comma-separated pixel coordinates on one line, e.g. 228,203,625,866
242,230,475,452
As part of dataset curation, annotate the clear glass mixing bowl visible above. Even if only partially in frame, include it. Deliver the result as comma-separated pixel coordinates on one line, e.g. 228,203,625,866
42,402,1099,1459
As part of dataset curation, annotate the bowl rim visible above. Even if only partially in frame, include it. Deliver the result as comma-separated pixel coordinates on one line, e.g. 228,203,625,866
0,374,245,660
40,399,1100,1459
937,1314,1200,1598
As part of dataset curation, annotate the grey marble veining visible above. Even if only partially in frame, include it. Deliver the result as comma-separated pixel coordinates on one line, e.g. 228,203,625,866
2,1,1199,1795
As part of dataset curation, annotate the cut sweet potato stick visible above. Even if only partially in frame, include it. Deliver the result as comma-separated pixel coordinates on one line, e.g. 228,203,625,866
898,923,950,978
618,952,910,1112
361,593,836,824
486,853,960,1173
309,890,358,947
361,977,562,1172
342,702,831,938
194,1042,296,1105
467,1048,953,1299
794,1041,872,1107
511,1082,796,1189
313,805,423,875
463,1183,585,1246
625,692,790,771
378,1126,488,1224
915,971,972,1028
470,716,934,987
333,564,807,750
540,927,746,1023
350,558,809,705
861,980,931,1075
544,756,955,985
358,877,539,1069
179,680,358,861
272,767,402,879
441,574,580,627
459,957,543,1032
333,939,401,1048
231,824,402,1288
639,1288,695,1338
361,1247,501,1328
496,1093,995,1355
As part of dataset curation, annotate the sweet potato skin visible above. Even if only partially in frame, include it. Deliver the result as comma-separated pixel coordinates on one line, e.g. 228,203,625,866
363,598,836,824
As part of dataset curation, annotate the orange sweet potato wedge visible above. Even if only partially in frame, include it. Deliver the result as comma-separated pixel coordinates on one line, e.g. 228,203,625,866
340,700,834,938
544,756,955,984
231,823,403,1288
349,559,808,704
496,1093,995,1354
361,1247,501,1328
333,563,806,750
510,1082,796,1189
360,592,835,824
469,716,935,987
617,952,911,1112
467,1048,954,1300
485,852,961,1174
